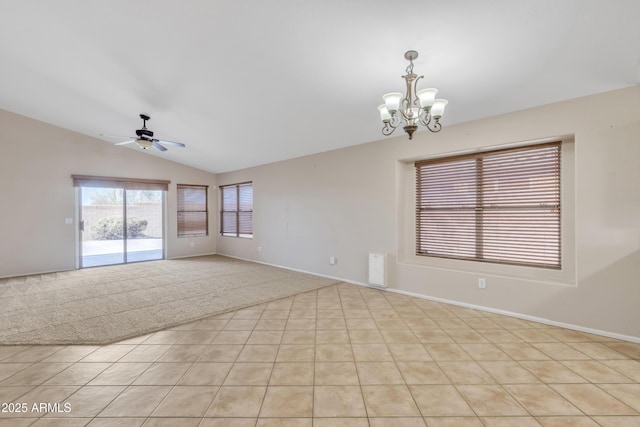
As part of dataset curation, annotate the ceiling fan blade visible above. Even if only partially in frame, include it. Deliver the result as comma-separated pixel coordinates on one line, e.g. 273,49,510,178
114,139,136,145
154,139,185,147
152,141,168,151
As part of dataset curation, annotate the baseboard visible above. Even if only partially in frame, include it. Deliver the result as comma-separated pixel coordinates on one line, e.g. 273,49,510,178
218,253,640,344
168,252,218,260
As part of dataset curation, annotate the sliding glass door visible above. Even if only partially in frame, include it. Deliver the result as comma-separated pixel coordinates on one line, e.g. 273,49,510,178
79,186,164,268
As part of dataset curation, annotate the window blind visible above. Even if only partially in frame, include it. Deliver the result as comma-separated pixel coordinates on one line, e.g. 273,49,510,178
220,182,253,237
415,142,561,269
177,184,208,237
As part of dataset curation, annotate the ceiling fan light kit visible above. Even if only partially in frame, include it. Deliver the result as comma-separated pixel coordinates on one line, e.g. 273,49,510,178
378,50,448,140
103,114,186,152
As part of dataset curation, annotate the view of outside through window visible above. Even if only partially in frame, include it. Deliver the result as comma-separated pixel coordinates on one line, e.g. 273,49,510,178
80,187,164,267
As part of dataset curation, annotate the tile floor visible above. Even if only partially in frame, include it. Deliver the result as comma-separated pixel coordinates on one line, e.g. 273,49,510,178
1,283,639,426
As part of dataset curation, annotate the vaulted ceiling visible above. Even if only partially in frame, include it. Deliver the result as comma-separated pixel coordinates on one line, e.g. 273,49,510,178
1,0,639,173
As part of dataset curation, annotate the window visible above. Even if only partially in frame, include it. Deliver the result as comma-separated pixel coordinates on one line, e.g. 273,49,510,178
220,182,253,238
177,184,208,237
415,142,561,268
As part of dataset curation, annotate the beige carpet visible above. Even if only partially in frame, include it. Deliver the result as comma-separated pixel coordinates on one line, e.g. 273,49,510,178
0,255,339,345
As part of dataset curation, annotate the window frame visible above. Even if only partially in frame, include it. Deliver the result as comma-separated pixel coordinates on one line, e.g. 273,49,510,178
176,184,209,238
415,141,562,269
220,181,253,238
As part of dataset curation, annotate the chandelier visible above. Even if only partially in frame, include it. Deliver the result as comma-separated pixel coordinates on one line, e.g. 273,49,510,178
378,50,448,140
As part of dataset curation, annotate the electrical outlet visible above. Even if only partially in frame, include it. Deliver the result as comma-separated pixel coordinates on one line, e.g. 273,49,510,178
478,278,486,289
257,246,262,252
329,256,337,265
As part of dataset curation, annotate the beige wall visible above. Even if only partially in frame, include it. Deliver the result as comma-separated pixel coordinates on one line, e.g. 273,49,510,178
216,86,640,340
0,109,217,278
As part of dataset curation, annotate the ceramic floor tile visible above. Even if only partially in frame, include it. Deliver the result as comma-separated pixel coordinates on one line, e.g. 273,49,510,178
259,385,313,417
531,343,590,360
223,363,273,385
549,384,638,415
520,361,588,384
269,362,314,385
560,360,635,383
131,362,190,385
356,362,405,385
151,385,218,417
53,385,125,418
117,345,171,363
598,384,640,412
315,344,354,362
361,385,421,417
495,343,550,361
314,406,370,423
601,360,640,382
535,416,600,427
276,345,315,362
503,384,582,415
408,384,475,416
480,417,544,426
205,385,266,417
80,345,136,363
457,385,528,416
313,385,367,417
351,344,392,362
236,345,279,362
43,363,111,386
437,361,495,384
197,345,243,362
247,330,284,345
178,362,232,385
314,362,359,385
590,416,640,427
422,343,470,360
155,344,206,362
479,361,541,384
87,362,151,386
567,342,630,359
255,418,312,427
368,417,426,427
98,385,171,417
396,362,450,385
422,417,484,426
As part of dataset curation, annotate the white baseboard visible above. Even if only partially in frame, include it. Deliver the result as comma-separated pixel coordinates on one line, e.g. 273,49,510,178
218,253,640,344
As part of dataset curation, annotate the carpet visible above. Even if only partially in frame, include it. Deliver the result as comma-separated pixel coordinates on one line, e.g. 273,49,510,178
0,255,339,345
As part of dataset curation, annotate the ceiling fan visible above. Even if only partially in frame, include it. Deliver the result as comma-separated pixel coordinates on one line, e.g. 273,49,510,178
102,114,186,152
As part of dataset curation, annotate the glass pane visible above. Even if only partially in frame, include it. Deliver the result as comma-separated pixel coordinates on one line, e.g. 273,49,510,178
125,189,164,262
81,187,125,267
222,186,238,211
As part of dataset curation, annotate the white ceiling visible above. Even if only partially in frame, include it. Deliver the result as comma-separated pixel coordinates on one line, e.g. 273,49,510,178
1,0,639,173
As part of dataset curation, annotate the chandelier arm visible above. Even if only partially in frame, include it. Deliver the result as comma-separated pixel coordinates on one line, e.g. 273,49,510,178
426,119,442,133
419,113,431,127
412,75,424,108
382,122,397,136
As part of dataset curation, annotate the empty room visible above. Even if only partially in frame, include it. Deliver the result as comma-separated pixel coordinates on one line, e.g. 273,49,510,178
1,1,639,426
